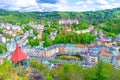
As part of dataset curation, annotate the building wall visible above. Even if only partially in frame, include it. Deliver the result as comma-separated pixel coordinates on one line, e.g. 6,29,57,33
99,56,112,63
70,47,76,54
51,49,55,55
112,56,117,66
105,43,113,47
66,47,70,53
55,47,59,53
97,41,103,46
75,48,85,54
65,45,76,54
88,56,98,63
113,47,120,53
59,46,66,54
117,60,120,66
59,19,78,25
40,50,45,56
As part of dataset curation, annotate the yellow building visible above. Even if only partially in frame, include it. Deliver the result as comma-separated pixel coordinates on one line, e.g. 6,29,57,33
105,42,113,47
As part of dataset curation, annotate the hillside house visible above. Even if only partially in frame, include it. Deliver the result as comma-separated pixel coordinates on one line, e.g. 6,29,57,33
116,56,120,67
0,34,6,43
6,42,16,52
112,44,120,53
64,26,72,32
112,55,117,66
88,25,94,31
37,25,44,39
58,44,66,54
40,49,53,58
65,44,76,54
88,46,101,63
54,45,59,54
75,44,85,54
59,19,78,25
49,29,57,40
99,48,112,63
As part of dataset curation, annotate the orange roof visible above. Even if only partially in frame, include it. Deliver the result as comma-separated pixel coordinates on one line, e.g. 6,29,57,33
100,49,112,57
117,56,120,60
88,44,94,48
76,44,85,48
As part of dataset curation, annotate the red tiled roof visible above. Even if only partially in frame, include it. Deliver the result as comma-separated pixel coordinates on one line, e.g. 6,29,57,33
100,49,112,57
10,43,27,62
88,44,94,48
76,44,85,48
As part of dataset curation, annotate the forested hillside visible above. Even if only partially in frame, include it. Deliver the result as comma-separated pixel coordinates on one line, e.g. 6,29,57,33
0,9,37,24
0,8,120,25
97,18,120,37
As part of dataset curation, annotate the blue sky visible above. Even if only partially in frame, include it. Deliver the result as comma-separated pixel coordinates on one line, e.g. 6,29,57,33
0,0,120,12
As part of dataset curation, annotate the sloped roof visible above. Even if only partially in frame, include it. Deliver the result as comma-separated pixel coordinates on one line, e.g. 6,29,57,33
89,52,99,57
10,43,27,62
100,49,112,57
76,44,85,48
88,44,94,48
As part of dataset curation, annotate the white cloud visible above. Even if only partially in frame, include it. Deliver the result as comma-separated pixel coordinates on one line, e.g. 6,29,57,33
97,0,108,5
0,4,6,8
0,0,38,11
82,5,87,8
86,0,94,4
76,1,84,5
59,0,67,4
0,0,120,12
110,0,116,1
0,0,37,7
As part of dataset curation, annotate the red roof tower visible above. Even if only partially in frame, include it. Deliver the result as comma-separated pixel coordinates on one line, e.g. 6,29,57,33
10,43,27,62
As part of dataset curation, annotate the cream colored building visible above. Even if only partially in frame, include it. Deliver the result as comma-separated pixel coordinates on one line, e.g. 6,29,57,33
88,56,98,63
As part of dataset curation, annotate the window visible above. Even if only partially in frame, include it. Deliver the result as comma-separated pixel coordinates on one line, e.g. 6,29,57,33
91,58,95,62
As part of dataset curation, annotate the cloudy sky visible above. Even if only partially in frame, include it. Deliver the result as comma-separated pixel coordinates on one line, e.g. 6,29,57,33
0,0,120,12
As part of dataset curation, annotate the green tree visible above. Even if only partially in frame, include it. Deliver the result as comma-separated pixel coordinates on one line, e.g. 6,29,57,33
117,42,120,46
46,73,54,80
0,43,7,54
84,61,113,80
42,33,49,40
28,36,33,40
43,39,52,47
33,29,38,36
28,38,40,47
46,27,52,34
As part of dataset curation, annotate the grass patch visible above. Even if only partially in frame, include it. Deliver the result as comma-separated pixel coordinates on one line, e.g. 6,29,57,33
48,60,72,64
56,54,82,61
